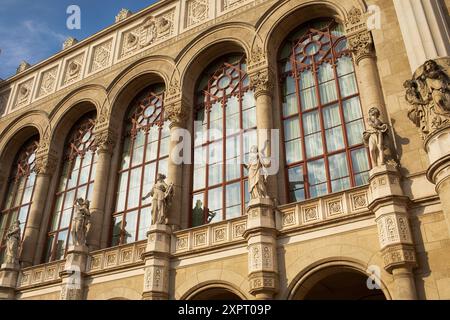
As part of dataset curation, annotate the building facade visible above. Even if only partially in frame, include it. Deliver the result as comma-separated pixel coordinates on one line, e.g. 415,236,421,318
0,0,450,300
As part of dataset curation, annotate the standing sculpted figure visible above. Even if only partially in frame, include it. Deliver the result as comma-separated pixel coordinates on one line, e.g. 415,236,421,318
71,198,91,246
5,220,21,265
143,174,174,225
363,107,389,167
244,145,271,200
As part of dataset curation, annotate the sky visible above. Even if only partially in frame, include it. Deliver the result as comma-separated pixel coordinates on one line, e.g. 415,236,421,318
0,0,158,79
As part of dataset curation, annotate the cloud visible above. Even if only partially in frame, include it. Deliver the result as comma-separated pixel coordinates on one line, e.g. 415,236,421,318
0,19,68,79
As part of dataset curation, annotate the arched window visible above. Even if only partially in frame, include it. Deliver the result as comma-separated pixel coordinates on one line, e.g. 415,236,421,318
279,19,370,202
111,84,169,246
0,137,39,263
191,54,256,227
45,112,97,262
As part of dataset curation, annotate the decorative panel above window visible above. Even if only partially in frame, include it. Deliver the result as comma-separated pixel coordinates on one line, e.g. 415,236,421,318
279,19,370,203
111,84,169,247
0,137,39,263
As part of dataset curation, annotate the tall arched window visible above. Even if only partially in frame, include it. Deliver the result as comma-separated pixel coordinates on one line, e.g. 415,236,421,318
0,137,39,263
45,112,97,262
111,84,169,246
191,54,256,227
279,19,370,202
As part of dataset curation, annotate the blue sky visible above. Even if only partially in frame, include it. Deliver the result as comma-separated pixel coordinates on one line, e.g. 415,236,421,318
0,0,158,79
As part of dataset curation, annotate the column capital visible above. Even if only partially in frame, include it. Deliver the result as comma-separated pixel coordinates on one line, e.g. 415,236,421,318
344,6,375,65
34,152,58,176
382,244,417,274
165,98,189,129
248,67,275,99
93,129,117,154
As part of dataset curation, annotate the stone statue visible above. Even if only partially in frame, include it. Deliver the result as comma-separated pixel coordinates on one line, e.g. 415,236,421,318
404,58,450,139
5,220,21,265
363,107,389,167
244,145,271,200
143,174,174,225
71,198,91,247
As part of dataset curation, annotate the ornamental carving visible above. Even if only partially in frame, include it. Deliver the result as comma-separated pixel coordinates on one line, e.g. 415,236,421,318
16,61,31,74
91,40,112,73
404,58,450,140
347,30,374,64
15,79,33,108
304,206,318,222
249,68,274,97
93,129,117,154
187,0,208,27
165,101,189,128
363,107,389,167
121,11,174,58
63,54,84,85
38,67,58,97
224,0,245,11
34,154,58,175
115,8,132,23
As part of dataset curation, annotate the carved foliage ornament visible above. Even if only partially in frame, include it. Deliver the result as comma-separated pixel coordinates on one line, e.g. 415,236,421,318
187,0,208,27
347,30,373,64
249,69,274,97
38,67,58,97
165,101,188,127
404,58,450,140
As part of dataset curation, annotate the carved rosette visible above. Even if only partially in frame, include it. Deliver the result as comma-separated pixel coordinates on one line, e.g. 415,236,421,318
344,6,375,65
165,101,189,128
249,68,275,99
93,129,116,154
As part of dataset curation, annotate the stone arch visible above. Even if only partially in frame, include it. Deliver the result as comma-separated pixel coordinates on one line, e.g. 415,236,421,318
182,281,247,300
255,0,366,65
175,268,251,300
0,110,48,178
282,242,393,300
107,56,176,130
176,22,254,106
93,287,142,300
48,85,104,156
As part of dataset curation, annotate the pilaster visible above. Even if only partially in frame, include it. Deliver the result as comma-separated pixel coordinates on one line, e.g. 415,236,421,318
0,263,20,300
59,245,89,300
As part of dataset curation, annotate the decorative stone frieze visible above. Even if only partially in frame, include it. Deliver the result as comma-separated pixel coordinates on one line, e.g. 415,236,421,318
14,79,34,109
90,40,113,73
63,54,84,86
37,66,58,97
186,0,209,27
115,9,133,23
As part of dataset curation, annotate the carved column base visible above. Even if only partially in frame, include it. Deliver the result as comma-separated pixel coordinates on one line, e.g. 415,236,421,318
248,271,278,299
59,245,89,300
0,263,20,300
141,224,172,300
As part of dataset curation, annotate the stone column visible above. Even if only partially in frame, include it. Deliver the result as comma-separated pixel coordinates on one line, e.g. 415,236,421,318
393,0,450,72
164,98,188,230
21,150,57,267
404,58,450,236
345,7,388,122
368,164,418,300
59,244,89,300
243,198,279,300
0,261,20,300
141,224,171,300
88,129,116,251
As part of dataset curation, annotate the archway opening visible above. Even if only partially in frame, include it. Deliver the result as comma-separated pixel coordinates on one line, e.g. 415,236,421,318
189,288,243,300
294,269,386,300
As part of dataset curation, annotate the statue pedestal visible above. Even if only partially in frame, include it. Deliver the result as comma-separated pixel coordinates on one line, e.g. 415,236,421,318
244,198,278,299
59,243,89,300
368,165,417,300
142,224,172,300
0,262,20,300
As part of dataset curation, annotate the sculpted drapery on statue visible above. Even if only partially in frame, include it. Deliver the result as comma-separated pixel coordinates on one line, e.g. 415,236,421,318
71,198,91,247
143,173,174,225
245,145,271,200
363,107,389,167
5,221,21,265
404,58,450,139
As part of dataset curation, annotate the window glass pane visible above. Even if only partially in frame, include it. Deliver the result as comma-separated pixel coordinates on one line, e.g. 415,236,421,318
127,167,142,209
243,107,256,130
243,91,256,110
209,101,223,141
79,165,90,185
326,127,345,152
339,74,358,97
226,182,241,219
322,104,341,129
121,137,131,169
308,159,327,198
192,193,205,227
284,117,301,141
60,208,72,229
343,97,363,122
18,205,29,226
55,230,68,260
303,111,320,134
208,141,223,186
283,94,298,117
319,81,338,104
44,235,55,262
329,153,349,180
284,76,296,95
227,97,240,134
138,206,152,241
346,120,365,146
300,88,318,111
158,158,168,177
207,187,223,224
305,133,323,158
299,70,314,89
64,190,75,210
285,139,303,164
111,215,123,246
159,137,170,158
288,166,305,202
116,172,128,212
352,148,370,175
337,56,354,76
124,211,138,244
193,165,206,190
331,177,351,192
22,185,34,204
318,63,334,83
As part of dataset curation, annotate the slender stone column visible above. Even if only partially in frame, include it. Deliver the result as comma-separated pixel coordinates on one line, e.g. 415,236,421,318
243,198,279,300
393,0,450,72
60,245,89,300
21,151,57,267
164,98,189,230
88,129,116,250
141,224,171,300
345,7,388,122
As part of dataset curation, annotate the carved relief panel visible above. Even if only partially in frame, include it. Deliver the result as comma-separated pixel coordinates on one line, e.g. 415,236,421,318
37,66,58,98
14,78,34,109
376,214,413,248
186,0,209,27
90,40,113,73
62,53,85,86
223,0,245,11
